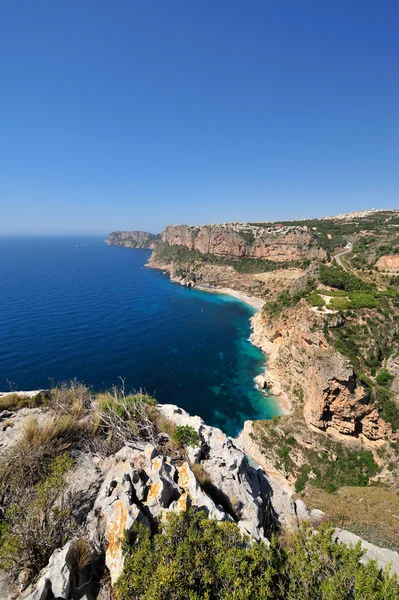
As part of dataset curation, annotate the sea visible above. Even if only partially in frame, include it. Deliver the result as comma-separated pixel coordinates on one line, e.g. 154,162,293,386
0,235,281,436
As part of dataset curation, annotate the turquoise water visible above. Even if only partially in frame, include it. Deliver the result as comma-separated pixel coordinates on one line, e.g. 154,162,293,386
0,236,281,436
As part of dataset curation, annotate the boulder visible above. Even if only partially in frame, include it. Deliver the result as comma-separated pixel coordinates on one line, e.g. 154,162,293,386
20,541,75,600
335,528,399,575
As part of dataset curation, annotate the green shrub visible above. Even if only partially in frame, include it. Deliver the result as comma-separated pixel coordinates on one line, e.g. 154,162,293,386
348,292,381,309
373,387,399,432
307,292,325,307
375,369,394,387
172,425,200,448
330,297,351,310
115,509,399,600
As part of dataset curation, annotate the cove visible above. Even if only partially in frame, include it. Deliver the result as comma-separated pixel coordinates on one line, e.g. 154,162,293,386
0,235,282,436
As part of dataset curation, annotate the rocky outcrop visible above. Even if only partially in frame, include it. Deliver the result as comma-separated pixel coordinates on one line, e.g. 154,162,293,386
376,254,399,272
105,230,161,249
334,528,399,575
251,303,392,441
88,443,230,584
20,542,75,600
387,354,399,395
157,405,273,539
161,223,324,262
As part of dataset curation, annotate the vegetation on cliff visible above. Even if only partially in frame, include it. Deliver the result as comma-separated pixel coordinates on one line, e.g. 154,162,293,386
151,242,308,276
0,382,199,582
115,508,398,600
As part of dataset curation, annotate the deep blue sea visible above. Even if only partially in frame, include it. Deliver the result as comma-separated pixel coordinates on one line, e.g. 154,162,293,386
0,236,280,436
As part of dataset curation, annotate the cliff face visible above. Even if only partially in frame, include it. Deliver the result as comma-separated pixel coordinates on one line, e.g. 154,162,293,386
161,223,324,261
106,230,161,249
251,302,392,441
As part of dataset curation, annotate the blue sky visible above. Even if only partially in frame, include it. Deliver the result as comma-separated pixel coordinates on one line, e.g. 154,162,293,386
0,1,398,233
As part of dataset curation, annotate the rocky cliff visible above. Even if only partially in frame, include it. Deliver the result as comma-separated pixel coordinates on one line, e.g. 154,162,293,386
106,231,161,249
161,223,324,261
251,302,392,442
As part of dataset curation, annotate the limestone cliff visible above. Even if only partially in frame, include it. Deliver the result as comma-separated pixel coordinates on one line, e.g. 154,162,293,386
106,230,161,249
251,301,392,441
161,223,324,261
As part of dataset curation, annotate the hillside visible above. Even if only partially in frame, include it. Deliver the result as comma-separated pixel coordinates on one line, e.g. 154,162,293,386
107,210,399,553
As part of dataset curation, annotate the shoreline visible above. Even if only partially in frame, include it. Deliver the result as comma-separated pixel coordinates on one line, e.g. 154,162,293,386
146,257,289,419
195,284,265,311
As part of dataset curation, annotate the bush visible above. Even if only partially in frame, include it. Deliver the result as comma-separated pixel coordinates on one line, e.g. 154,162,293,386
49,380,91,416
376,369,394,387
0,391,47,412
172,425,200,448
330,297,351,310
0,454,75,578
307,293,325,307
348,292,381,309
0,417,78,499
373,387,399,432
115,509,399,600
96,391,162,450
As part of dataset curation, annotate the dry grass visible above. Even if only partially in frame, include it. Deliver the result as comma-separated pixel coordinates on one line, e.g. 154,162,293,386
0,391,47,411
73,537,93,571
0,416,78,497
146,407,176,438
299,485,399,551
191,463,211,487
49,380,91,417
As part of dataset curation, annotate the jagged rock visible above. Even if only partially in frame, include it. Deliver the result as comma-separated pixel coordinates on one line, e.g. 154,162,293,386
335,528,399,575
294,499,311,521
89,447,150,584
170,462,228,521
158,405,272,540
89,443,231,584
20,541,75,600
254,374,267,389
387,354,399,394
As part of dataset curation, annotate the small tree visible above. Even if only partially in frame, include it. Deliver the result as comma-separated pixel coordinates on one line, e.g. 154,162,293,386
172,425,200,448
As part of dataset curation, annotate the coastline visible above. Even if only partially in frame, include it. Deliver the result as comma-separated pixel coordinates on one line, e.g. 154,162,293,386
146,257,289,418
195,284,265,311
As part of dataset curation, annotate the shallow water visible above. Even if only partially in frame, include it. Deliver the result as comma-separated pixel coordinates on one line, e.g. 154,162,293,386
0,236,281,436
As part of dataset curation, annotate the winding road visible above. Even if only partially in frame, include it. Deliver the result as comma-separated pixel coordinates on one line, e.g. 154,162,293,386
334,242,353,271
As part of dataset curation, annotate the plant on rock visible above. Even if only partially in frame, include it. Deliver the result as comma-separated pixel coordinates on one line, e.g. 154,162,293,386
115,508,399,600
172,425,200,448
0,454,76,578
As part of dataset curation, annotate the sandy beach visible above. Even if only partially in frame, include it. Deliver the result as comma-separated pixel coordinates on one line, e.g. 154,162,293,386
196,284,265,311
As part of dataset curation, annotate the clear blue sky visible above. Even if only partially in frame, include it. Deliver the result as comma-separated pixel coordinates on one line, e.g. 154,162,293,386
1,1,398,233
